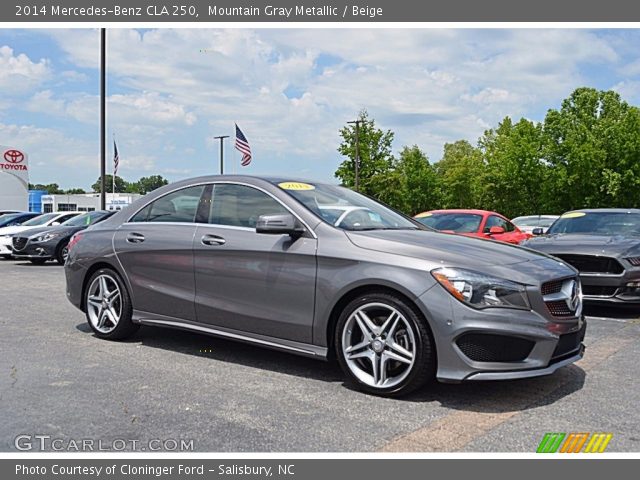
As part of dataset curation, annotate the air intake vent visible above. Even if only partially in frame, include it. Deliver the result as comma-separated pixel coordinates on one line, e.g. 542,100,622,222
456,333,534,362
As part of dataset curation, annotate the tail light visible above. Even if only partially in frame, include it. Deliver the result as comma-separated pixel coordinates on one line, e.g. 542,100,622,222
67,232,83,252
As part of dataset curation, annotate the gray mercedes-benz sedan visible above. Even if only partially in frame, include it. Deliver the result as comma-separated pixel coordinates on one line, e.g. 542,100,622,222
65,176,585,396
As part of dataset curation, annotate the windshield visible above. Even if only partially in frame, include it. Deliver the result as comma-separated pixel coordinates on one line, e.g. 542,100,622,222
62,211,107,227
21,213,60,226
277,182,420,231
512,216,557,227
547,212,640,236
415,213,483,233
0,213,26,227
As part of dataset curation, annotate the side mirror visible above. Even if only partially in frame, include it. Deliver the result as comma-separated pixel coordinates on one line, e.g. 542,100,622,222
532,227,544,236
256,214,304,236
489,226,505,235
51,222,60,226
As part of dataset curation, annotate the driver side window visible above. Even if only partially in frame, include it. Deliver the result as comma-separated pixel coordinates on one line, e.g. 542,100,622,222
210,184,288,228
484,215,509,232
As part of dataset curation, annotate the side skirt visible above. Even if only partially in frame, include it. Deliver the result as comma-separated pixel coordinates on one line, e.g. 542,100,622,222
132,311,328,360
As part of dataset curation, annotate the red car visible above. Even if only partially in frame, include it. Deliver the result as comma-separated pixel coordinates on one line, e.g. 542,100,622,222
414,209,531,245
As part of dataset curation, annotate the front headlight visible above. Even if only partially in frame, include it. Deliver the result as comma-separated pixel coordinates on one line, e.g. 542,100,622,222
34,232,60,242
431,267,530,310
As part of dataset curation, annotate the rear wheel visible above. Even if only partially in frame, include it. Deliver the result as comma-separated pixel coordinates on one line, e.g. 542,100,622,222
335,292,435,397
85,268,139,340
29,258,47,265
1,254,11,260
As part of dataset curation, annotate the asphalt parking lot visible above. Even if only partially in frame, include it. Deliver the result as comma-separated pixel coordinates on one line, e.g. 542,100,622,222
1,259,639,452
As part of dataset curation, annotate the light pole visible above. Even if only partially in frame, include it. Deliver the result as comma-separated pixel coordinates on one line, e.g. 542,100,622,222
213,135,229,175
347,120,361,191
100,28,106,210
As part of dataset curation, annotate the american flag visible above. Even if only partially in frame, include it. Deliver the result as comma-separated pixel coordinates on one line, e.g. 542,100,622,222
234,124,252,167
113,140,120,176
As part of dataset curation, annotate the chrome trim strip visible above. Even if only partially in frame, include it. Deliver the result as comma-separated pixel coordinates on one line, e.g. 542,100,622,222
136,317,327,358
463,349,584,381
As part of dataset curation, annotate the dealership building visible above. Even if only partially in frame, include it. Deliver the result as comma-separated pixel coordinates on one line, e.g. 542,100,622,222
0,145,29,211
40,193,143,213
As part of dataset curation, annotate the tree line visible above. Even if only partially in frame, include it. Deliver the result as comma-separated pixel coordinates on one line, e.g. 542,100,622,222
335,87,640,219
29,175,169,196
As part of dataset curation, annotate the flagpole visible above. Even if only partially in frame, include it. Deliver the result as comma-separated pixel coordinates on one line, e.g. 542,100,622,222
112,133,116,199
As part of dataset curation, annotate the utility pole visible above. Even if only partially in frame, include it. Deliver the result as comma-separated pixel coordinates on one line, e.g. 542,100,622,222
213,135,229,175
347,120,361,191
100,28,106,210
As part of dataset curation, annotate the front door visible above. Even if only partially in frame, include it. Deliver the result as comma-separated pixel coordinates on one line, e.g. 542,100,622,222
193,183,317,343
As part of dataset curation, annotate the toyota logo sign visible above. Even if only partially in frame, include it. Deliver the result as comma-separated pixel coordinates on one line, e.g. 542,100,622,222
4,149,25,164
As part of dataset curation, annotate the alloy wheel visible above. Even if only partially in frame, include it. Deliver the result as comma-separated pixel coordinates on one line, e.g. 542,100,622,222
341,302,416,389
86,274,122,334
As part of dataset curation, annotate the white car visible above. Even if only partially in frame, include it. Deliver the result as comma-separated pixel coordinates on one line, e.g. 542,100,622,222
0,212,82,258
511,215,559,234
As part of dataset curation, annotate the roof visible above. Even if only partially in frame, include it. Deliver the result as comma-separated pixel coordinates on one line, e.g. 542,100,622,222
418,209,499,216
567,208,640,214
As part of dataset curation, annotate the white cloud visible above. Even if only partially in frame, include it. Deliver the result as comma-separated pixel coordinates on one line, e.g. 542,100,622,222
26,28,637,183
0,45,50,92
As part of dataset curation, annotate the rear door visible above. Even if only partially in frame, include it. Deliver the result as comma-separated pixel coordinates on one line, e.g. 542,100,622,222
193,183,317,343
113,185,208,321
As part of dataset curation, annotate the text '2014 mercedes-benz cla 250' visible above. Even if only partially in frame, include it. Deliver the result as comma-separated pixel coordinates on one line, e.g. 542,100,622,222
65,176,585,396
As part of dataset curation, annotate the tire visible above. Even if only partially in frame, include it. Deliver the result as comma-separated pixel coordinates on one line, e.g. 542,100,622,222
84,268,139,340
29,258,47,265
1,254,12,260
334,292,435,397
55,241,69,265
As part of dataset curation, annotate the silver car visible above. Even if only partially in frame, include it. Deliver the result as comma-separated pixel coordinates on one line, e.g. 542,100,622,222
64,176,585,396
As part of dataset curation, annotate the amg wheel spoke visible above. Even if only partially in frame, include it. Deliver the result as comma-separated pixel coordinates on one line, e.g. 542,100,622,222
107,307,119,326
345,339,369,355
355,312,375,340
384,347,413,365
371,353,381,385
380,312,400,337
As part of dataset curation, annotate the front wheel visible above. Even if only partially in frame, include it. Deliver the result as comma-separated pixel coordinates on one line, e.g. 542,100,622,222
55,241,69,265
335,292,435,397
85,268,139,340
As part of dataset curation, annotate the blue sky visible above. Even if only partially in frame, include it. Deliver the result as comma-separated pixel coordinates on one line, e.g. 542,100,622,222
1,28,640,190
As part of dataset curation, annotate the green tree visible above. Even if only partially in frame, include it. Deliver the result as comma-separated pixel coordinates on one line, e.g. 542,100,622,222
543,87,640,211
372,145,441,215
479,117,549,218
91,175,129,193
335,110,395,196
28,183,64,194
65,188,86,195
136,175,169,194
435,140,484,209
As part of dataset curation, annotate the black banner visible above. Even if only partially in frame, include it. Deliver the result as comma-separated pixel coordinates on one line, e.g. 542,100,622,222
5,0,640,22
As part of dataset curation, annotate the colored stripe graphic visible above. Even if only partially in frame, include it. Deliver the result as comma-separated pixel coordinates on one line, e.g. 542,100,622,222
538,433,613,453
560,433,589,453
584,433,613,453
537,433,565,453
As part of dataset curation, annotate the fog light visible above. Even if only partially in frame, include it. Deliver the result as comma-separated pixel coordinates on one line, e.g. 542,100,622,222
626,281,640,288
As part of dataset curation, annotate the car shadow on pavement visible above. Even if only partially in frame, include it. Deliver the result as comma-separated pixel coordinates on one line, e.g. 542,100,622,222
401,364,586,413
75,323,345,383
76,321,586,412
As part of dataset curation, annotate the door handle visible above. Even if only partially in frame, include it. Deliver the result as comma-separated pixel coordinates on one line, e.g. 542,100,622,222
126,232,145,243
201,234,226,246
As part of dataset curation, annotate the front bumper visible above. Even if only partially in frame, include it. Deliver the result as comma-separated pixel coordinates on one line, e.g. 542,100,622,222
11,240,56,260
416,284,586,383
0,237,12,255
579,271,640,304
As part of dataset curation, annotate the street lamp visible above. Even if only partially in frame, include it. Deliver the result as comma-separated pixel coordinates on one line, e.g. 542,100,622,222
213,135,229,175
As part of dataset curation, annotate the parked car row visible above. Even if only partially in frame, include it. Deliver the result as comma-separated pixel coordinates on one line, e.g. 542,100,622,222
0,210,114,264
5,178,636,397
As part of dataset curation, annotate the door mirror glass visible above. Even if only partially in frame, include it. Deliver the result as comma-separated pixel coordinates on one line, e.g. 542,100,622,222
256,214,304,236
